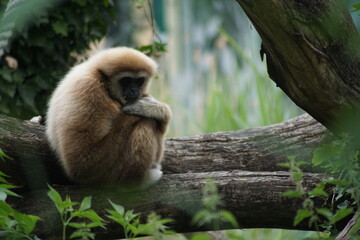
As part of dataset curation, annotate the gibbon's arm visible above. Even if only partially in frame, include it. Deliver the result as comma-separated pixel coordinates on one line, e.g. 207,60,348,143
122,96,171,131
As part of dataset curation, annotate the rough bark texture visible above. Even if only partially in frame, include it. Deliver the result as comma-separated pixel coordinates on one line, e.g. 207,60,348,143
336,210,360,240
235,1,360,238
0,113,333,188
236,0,360,133
12,171,326,239
0,113,337,238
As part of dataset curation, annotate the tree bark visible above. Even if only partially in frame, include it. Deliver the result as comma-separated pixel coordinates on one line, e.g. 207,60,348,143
12,171,326,239
0,113,337,238
336,210,360,240
0,113,333,188
235,1,360,238
235,0,360,134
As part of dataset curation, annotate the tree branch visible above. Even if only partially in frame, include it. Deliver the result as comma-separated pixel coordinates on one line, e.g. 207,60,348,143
0,113,333,188
235,0,360,133
0,113,337,237
11,171,326,239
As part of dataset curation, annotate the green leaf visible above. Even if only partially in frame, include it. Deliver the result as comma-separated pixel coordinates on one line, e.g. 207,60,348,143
69,231,83,239
277,162,290,168
72,209,104,224
292,172,303,180
337,200,350,210
191,209,210,226
294,209,312,226
0,150,12,162
316,208,333,220
312,142,341,166
0,70,12,83
287,156,296,161
0,188,21,198
351,3,360,12
0,200,14,214
330,208,353,224
282,190,304,198
79,196,92,212
68,222,84,229
324,179,349,187
47,185,64,213
219,210,239,228
0,82,16,98
108,200,124,216
51,21,68,36
87,222,105,228
308,187,328,198
13,210,41,234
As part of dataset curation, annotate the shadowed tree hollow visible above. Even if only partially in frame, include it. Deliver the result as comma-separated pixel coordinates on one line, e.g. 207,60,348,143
0,0,359,239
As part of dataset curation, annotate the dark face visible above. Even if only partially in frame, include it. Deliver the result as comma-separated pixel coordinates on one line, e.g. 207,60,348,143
120,77,145,103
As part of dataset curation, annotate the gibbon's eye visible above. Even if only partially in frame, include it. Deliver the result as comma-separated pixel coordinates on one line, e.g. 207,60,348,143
119,77,133,87
136,77,145,87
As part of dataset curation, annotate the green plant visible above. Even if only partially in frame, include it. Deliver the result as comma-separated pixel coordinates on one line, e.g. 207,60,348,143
192,179,238,231
107,200,176,240
281,155,355,239
352,3,360,13
0,167,40,239
199,29,302,134
138,212,175,240
0,0,114,119
313,137,360,203
47,185,105,240
106,200,141,239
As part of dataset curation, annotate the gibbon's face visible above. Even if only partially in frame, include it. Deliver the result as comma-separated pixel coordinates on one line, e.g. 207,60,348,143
120,75,145,103
110,71,150,105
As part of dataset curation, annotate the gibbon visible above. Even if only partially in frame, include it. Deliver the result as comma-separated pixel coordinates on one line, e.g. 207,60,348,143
46,47,171,186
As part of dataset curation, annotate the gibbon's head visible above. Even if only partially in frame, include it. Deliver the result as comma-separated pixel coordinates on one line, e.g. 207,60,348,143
92,47,158,105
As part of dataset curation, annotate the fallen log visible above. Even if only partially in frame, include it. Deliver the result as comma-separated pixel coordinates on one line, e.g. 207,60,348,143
0,113,334,188
11,171,326,239
0,113,337,238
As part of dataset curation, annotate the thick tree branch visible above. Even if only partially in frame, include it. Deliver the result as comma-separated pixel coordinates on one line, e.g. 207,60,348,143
236,0,360,133
0,113,337,238
11,171,327,239
0,113,333,188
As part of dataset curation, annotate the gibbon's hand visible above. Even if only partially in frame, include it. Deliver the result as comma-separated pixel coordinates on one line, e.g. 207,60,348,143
122,96,169,122
122,97,155,117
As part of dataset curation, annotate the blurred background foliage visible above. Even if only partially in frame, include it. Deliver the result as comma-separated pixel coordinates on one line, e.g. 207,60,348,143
0,0,114,118
0,0,359,134
0,1,359,238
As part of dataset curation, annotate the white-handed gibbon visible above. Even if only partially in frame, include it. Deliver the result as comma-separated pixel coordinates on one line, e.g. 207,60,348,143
46,47,171,186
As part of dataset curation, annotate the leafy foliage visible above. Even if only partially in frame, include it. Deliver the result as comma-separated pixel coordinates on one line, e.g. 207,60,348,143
136,42,167,58
352,3,360,13
282,145,359,238
192,179,239,232
0,151,40,240
312,137,360,204
106,200,141,239
0,0,114,119
107,200,176,240
47,185,106,240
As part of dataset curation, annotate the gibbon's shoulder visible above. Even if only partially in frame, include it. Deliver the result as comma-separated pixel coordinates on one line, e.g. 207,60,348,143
87,47,158,78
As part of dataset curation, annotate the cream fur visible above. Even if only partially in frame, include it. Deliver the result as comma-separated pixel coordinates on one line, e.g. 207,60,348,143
46,47,171,185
